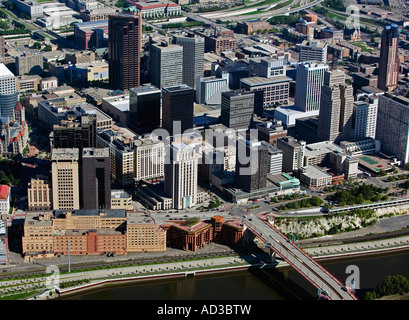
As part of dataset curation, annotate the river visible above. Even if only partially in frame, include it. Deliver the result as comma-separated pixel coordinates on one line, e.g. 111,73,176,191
60,249,409,300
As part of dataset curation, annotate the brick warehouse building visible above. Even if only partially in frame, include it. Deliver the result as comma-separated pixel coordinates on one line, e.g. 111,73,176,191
22,211,245,257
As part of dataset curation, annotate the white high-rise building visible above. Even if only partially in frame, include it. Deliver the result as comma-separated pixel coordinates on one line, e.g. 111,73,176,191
0,63,18,120
133,135,165,182
164,142,200,210
294,62,328,113
353,96,378,140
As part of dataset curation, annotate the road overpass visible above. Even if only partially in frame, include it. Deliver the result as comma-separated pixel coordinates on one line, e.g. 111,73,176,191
244,214,357,300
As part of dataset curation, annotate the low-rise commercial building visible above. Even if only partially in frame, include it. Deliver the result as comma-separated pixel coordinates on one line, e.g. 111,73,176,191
299,165,332,188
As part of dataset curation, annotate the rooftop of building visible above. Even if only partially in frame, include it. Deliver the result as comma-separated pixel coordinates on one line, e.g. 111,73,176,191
129,85,161,95
132,0,179,8
25,212,53,227
304,141,344,158
55,209,127,219
82,147,109,158
166,219,211,233
102,94,129,113
127,212,158,225
0,63,14,79
240,75,292,86
299,40,327,48
0,185,9,200
74,19,108,30
278,136,305,148
300,165,332,179
267,172,300,186
111,189,131,199
55,228,124,236
51,148,79,160
162,84,193,92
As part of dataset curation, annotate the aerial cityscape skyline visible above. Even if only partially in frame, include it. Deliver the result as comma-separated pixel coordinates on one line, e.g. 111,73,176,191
1,0,409,304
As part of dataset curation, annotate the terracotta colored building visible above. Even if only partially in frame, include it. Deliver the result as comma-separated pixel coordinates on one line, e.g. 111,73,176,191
163,220,213,251
304,14,318,25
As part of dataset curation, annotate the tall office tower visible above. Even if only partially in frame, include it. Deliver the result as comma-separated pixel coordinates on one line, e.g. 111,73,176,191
80,148,111,210
294,62,328,112
162,85,194,137
352,95,378,140
172,33,204,89
235,139,269,193
0,63,18,121
164,142,199,210
220,90,255,130
108,13,142,91
51,148,80,211
150,41,183,89
378,24,400,92
376,93,409,164
276,137,306,172
128,85,161,134
317,70,354,143
297,40,327,63
51,115,97,150
133,135,165,182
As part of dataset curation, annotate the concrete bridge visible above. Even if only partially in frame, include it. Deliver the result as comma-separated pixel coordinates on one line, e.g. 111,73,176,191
243,214,357,300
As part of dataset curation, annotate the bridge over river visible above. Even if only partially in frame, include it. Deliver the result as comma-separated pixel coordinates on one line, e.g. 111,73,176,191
244,214,357,300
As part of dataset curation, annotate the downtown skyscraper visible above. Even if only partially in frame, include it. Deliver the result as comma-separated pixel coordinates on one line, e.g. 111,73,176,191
294,62,328,113
377,24,400,92
317,69,354,143
172,33,204,89
108,13,142,91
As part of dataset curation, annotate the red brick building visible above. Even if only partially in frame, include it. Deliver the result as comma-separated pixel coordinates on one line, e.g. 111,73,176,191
237,19,270,35
53,230,127,255
162,221,213,251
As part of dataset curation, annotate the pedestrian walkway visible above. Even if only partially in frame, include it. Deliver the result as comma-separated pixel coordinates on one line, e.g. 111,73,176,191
303,235,409,258
0,255,269,299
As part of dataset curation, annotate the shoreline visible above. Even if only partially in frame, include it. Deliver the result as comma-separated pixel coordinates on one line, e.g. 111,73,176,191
54,242,409,300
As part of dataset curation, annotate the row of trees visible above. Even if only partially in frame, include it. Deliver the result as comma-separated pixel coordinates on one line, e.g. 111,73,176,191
277,196,324,211
161,21,204,29
327,184,389,206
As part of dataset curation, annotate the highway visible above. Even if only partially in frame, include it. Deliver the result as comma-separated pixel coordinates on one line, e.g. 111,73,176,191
188,0,324,22
244,213,357,300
